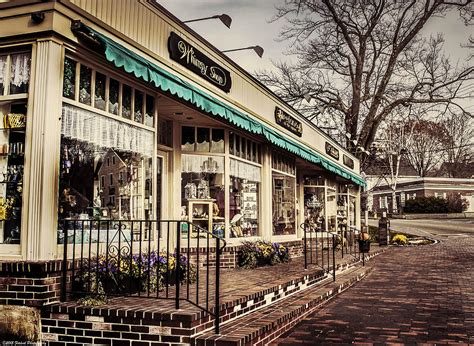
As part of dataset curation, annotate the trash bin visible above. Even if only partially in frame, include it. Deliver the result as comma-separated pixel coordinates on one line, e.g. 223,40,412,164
378,212,389,246
358,232,371,253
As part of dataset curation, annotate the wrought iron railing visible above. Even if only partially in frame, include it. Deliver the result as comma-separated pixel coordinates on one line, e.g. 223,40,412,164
60,219,226,334
301,223,362,279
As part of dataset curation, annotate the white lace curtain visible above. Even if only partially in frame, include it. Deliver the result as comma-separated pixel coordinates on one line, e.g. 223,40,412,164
0,53,31,87
181,154,224,173
0,56,6,86
61,105,154,157
230,158,261,182
11,53,30,87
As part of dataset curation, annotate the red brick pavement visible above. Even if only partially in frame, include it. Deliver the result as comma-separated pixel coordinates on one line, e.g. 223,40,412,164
274,236,474,345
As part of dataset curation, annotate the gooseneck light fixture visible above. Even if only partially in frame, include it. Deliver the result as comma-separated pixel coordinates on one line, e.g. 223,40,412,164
183,14,232,28
222,45,264,58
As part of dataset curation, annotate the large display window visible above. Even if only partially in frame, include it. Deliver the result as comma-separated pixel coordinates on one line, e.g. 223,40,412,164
58,105,154,225
303,175,326,231
0,102,27,244
0,49,31,245
327,180,337,232
181,154,225,237
272,152,296,235
229,159,260,237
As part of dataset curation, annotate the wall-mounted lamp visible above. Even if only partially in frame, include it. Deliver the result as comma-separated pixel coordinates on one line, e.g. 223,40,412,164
222,45,264,58
183,14,232,28
31,12,45,24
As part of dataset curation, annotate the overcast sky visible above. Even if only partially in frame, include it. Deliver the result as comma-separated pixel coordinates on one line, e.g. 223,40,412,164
157,0,472,75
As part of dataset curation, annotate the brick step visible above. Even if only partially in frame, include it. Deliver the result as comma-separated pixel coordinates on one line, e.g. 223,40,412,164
193,266,372,346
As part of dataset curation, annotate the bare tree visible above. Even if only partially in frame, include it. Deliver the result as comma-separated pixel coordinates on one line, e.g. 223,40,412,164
442,112,473,177
255,0,473,159
404,119,450,176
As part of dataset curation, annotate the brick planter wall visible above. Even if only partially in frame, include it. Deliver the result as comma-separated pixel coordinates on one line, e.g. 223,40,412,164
183,239,305,269
0,260,73,308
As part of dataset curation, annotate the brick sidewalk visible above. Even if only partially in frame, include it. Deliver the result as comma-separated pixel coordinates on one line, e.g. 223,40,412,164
274,236,474,344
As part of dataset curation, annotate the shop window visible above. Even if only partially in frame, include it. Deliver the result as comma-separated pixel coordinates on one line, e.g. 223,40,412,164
9,53,31,94
181,154,225,237
304,186,325,231
0,55,5,95
64,56,154,127
134,90,143,123
94,71,106,111
272,151,295,175
63,57,76,100
235,134,241,157
230,159,260,237
145,95,154,127
181,126,195,151
272,173,296,235
229,132,234,155
196,127,210,152
109,78,120,115
211,129,224,153
0,102,27,244
158,118,173,147
229,132,261,163
0,52,31,96
337,185,348,232
122,84,132,119
303,175,325,186
58,104,154,227
79,64,92,105
326,181,337,231
349,195,356,226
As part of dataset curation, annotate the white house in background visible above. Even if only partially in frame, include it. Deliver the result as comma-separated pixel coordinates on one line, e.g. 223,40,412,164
371,177,474,213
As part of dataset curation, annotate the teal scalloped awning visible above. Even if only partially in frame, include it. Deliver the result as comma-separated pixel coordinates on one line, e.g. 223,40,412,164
73,23,366,187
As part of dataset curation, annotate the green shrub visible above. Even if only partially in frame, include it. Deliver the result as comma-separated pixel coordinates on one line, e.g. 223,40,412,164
238,240,289,269
446,193,469,213
391,234,408,245
404,195,468,214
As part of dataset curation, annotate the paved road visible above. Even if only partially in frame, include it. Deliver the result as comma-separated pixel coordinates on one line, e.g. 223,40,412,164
274,232,474,344
369,218,474,237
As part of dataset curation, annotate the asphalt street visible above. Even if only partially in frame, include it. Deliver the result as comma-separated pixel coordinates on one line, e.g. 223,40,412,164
369,218,474,237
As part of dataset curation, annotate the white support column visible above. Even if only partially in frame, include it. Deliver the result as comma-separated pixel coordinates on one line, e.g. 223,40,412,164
260,145,272,239
23,40,63,260
357,185,362,230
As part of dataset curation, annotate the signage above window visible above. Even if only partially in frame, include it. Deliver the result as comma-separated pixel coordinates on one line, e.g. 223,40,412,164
274,107,302,137
168,32,232,93
343,154,354,169
325,142,339,160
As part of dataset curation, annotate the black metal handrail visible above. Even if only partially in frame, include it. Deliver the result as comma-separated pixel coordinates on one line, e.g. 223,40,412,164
60,219,226,334
301,222,365,280
301,222,336,281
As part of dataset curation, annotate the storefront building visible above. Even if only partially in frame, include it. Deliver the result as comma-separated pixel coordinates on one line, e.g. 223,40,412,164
0,0,365,262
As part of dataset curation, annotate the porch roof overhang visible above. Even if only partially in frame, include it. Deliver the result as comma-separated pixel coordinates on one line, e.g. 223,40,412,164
71,22,366,188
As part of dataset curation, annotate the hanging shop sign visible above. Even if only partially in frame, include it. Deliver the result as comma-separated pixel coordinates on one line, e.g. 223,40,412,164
274,107,303,137
168,32,232,93
325,142,339,160
343,154,354,169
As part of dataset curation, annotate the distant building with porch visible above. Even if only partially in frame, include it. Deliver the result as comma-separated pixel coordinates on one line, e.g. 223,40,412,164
371,177,474,213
